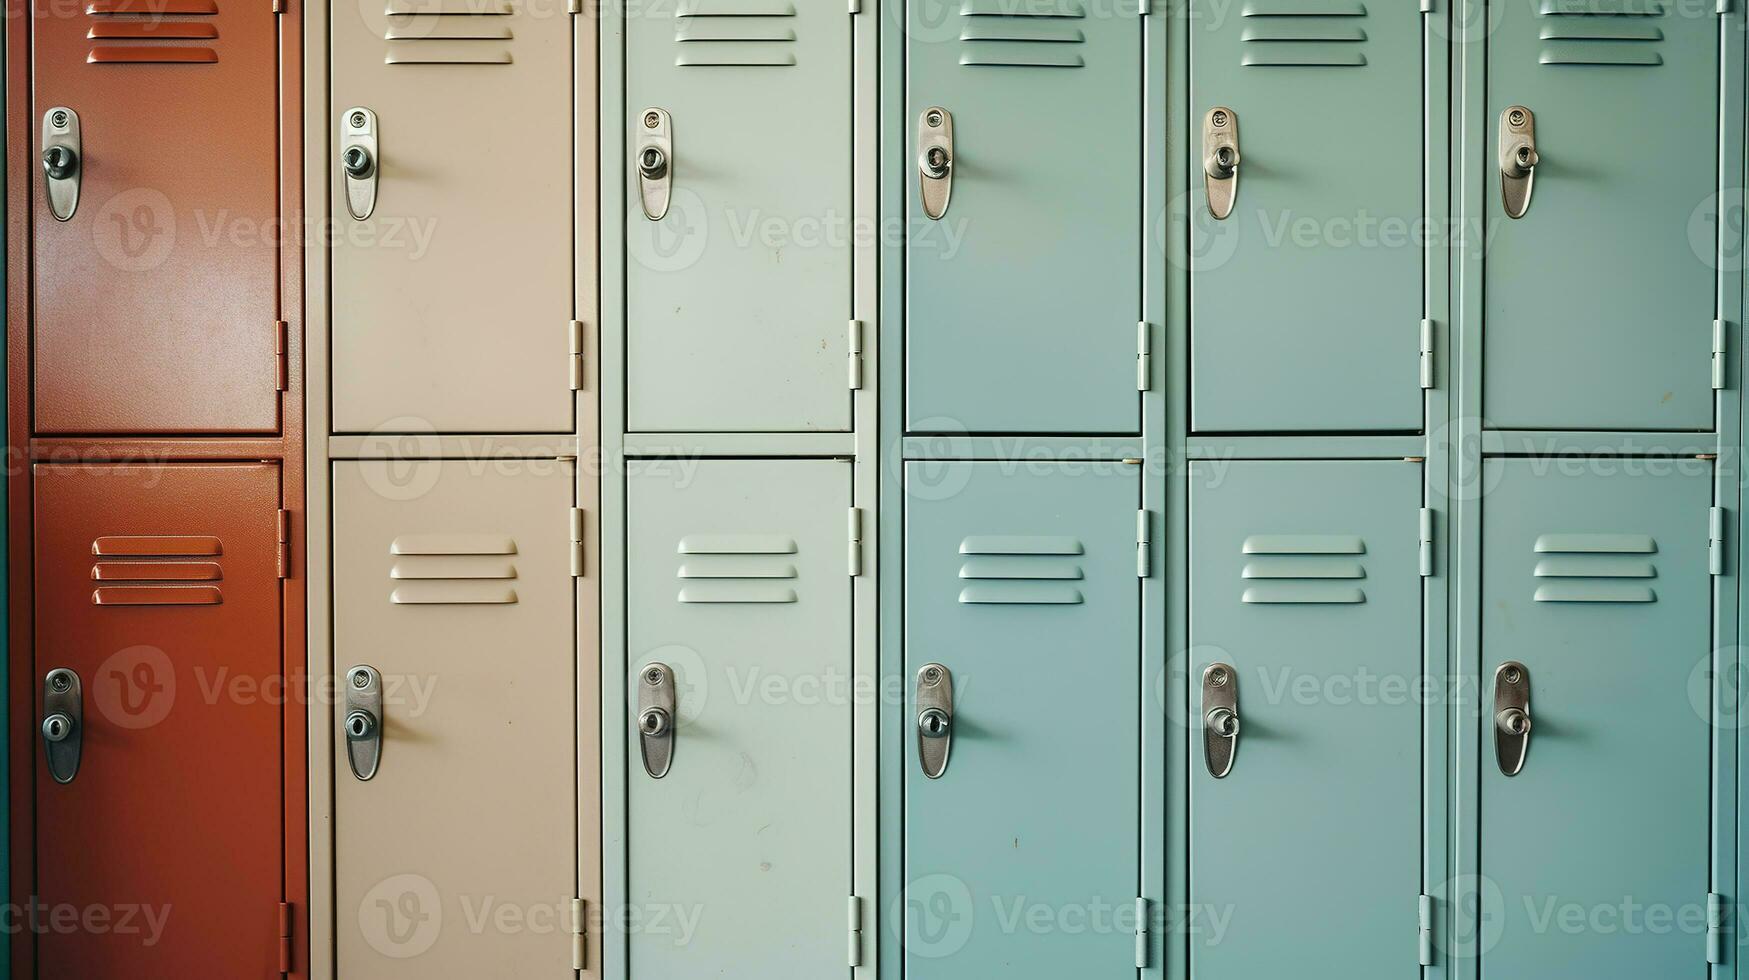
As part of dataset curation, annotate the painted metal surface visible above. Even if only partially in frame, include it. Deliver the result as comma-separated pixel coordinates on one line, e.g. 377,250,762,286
624,2,851,433
30,0,281,434
332,458,577,976
625,457,852,977
903,461,1141,976
1188,0,1424,432
905,0,1142,435
33,463,283,977
1189,459,1423,977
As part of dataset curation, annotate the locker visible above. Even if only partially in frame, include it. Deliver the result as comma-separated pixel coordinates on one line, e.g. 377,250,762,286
1484,3,1719,430
330,0,576,433
624,1,851,433
1188,460,1424,977
1189,0,1425,432
30,0,281,434
1480,458,1713,974
903,462,1141,976
905,0,1142,435
32,463,284,977
332,458,578,976
625,458,852,976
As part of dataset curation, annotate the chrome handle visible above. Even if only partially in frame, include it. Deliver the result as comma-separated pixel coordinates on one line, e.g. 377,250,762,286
638,663,677,778
341,107,379,221
1202,107,1240,220
1499,105,1537,219
42,668,82,784
1494,661,1532,776
41,108,81,222
917,107,954,221
637,108,674,221
344,665,383,780
915,663,954,779
1203,663,1240,778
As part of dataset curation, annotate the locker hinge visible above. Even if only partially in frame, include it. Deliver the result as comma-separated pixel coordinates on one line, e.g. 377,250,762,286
1417,895,1434,966
1134,898,1150,968
570,508,586,578
1713,319,1728,390
1418,508,1435,577
569,320,586,391
275,319,289,392
1137,0,1149,14
1419,0,1433,11
848,508,864,576
848,320,865,390
1136,510,1152,578
1419,319,1435,390
276,509,290,579
1710,507,1727,576
1137,321,1152,391
571,898,587,969
568,0,581,11
847,896,864,967
277,901,294,975
1717,0,1730,14
1708,893,1728,963
848,0,861,12
271,0,285,12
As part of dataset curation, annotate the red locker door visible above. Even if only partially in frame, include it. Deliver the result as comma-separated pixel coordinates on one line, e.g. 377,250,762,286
32,463,284,977
31,0,281,434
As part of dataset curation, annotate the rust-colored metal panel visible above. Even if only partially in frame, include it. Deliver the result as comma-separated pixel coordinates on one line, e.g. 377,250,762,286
32,462,284,977
30,0,281,434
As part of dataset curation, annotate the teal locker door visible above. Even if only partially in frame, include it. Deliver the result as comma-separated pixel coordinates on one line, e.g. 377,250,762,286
626,458,852,977
1189,0,1425,433
903,462,1141,976
1485,2,1718,430
1188,460,1424,977
905,1,1142,435
1480,459,1713,974
625,1,851,433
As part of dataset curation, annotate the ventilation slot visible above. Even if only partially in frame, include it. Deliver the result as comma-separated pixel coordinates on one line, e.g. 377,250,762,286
90,535,224,606
85,0,218,64
959,0,1085,68
677,533,799,603
389,534,519,605
957,535,1084,604
1531,533,1657,603
1240,534,1366,604
675,0,796,67
1537,0,1663,65
1240,0,1367,68
384,0,513,65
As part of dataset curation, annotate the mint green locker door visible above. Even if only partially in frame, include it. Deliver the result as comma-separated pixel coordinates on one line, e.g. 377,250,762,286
625,2,851,433
1190,0,1425,432
906,1,1141,434
1485,3,1718,429
1189,460,1424,977
626,458,852,977
904,462,1141,975
1481,458,1713,973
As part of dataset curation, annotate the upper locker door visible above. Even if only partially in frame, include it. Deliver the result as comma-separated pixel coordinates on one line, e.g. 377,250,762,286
626,459,851,975
624,2,851,433
906,0,1142,435
331,0,574,434
1188,460,1423,978
1480,459,1713,974
1189,0,1424,432
34,464,283,977
1485,0,1718,430
904,462,1140,976
332,459,577,976
32,0,280,434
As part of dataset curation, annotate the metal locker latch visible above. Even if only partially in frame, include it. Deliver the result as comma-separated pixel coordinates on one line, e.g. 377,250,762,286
1202,663,1240,778
637,663,677,778
1494,661,1532,777
917,107,954,221
915,663,953,779
636,108,674,222
41,108,81,222
1499,106,1537,220
41,668,83,785
341,107,379,221
344,665,383,781
1202,107,1240,220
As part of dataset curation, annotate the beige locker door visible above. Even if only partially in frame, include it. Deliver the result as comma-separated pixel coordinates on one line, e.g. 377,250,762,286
330,0,575,433
334,459,577,976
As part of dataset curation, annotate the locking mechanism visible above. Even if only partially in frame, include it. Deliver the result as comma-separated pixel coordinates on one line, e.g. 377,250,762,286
1202,107,1240,220
637,662,677,778
41,107,81,222
1494,661,1532,777
344,665,383,781
917,107,954,221
636,108,674,222
1202,663,1240,778
1499,106,1537,219
341,107,379,221
915,663,954,779
41,667,83,785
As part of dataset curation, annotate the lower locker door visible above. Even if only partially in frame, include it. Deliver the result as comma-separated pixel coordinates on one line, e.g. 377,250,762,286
1188,460,1423,978
1480,459,1713,975
333,459,577,977
903,462,1141,977
626,459,852,979
33,463,284,977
